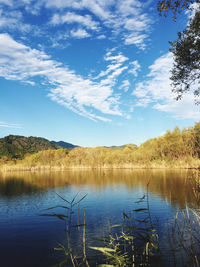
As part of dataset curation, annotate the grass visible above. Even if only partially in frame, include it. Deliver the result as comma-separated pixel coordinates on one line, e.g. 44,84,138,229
1,157,200,172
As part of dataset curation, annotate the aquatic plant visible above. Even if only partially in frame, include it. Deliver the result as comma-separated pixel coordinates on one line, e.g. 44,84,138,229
41,187,162,267
41,192,89,267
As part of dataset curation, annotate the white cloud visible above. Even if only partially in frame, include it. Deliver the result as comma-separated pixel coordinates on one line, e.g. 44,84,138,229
93,50,129,87
0,8,32,32
0,0,12,6
124,33,148,49
133,53,200,119
70,28,90,38
104,53,128,63
128,60,140,77
0,121,22,128
124,15,150,32
97,34,106,39
0,0,153,50
94,63,122,79
119,80,130,92
0,33,124,121
45,0,152,49
51,12,99,30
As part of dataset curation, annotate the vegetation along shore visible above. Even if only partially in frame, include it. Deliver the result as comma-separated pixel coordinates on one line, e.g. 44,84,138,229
0,122,200,171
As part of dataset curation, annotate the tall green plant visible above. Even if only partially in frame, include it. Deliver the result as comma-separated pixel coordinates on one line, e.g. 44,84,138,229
40,192,89,267
89,189,161,267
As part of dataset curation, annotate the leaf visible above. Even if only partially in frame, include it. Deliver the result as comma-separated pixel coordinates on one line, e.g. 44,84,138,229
135,195,145,203
71,223,86,228
40,213,68,220
98,265,115,267
135,218,149,223
89,247,116,253
122,235,135,241
45,205,70,210
133,208,148,212
89,247,125,265
55,193,71,204
54,247,63,251
72,194,88,206
71,192,80,204
122,211,129,219
111,224,121,228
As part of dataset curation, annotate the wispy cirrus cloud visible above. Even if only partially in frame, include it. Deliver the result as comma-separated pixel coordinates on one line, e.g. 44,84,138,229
119,80,130,92
128,60,141,77
0,0,12,6
132,53,200,119
46,0,153,49
0,33,133,121
70,28,90,38
0,121,22,128
51,12,99,31
0,8,32,33
0,0,153,49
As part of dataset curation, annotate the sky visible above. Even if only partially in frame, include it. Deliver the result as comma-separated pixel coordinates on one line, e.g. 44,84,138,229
0,0,199,147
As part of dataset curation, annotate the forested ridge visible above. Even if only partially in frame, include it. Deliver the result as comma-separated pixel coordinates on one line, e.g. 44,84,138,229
1,123,200,169
0,135,60,159
0,135,79,160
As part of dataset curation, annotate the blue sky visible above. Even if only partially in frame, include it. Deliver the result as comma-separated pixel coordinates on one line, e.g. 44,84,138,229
0,0,199,147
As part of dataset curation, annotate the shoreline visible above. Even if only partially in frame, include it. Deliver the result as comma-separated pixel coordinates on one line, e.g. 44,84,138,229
1,163,200,172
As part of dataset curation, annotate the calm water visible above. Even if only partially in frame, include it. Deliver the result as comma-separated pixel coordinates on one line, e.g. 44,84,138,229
0,169,199,267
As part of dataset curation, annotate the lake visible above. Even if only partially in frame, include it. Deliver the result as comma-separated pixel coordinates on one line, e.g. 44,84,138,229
0,169,199,267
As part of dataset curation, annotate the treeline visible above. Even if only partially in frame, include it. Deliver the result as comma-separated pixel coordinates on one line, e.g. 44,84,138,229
0,135,61,160
1,123,200,170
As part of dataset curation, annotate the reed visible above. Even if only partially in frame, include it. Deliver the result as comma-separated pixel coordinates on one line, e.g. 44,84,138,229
167,208,200,267
41,178,200,266
40,192,89,267
89,191,161,266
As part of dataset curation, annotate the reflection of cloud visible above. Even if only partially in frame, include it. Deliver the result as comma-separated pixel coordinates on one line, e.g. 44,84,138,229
133,53,200,119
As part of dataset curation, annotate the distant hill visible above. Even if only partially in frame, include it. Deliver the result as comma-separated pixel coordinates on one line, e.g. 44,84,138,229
0,135,61,159
105,144,137,150
51,141,78,149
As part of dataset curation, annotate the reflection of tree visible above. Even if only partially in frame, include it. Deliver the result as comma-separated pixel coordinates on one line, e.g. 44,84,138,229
0,178,40,196
0,169,199,207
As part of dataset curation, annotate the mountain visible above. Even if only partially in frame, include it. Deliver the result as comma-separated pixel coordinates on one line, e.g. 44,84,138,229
105,144,137,150
0,135,61,159
51,140,78,149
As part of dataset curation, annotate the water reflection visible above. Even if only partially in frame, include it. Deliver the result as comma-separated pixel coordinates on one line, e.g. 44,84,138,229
0,169,199,267
0,178,40,196
0,169,198,208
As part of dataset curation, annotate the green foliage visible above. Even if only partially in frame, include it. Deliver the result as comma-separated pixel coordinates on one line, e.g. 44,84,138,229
0,135,61,159
170,10,200,102
158,0,200,101
90,194,161,267
47,192,161,266
40,193,89,267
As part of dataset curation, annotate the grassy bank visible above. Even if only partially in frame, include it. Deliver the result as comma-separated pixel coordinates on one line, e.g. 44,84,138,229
1,123,200,171
0,150,200,172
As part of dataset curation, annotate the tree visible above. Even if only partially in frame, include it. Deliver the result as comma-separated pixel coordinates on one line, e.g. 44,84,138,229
170,10,200,102
158,0,196,20
158,0,200,102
